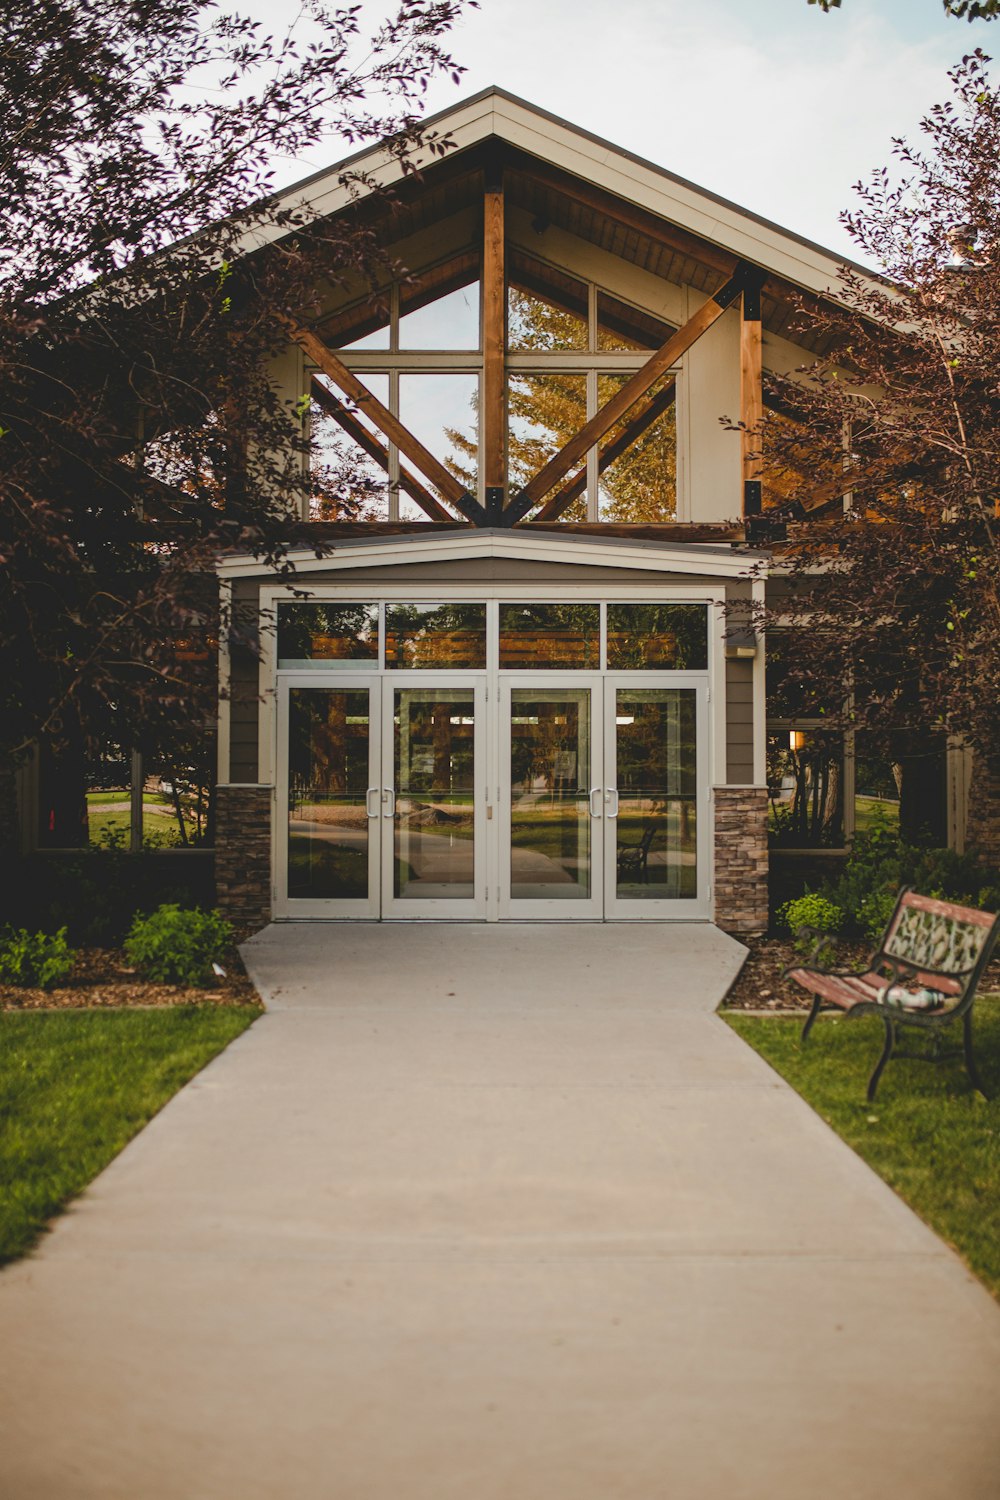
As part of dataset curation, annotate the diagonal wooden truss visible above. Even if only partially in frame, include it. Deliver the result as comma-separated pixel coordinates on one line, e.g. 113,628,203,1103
285,162,769,532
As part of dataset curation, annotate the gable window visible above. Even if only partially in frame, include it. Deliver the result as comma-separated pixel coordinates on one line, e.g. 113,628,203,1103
310,249,679,524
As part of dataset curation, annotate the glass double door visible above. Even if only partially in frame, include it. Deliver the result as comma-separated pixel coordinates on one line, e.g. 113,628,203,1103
277,673,706,919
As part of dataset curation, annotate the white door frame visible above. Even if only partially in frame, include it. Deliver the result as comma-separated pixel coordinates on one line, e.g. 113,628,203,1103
499,674,606,920
380,674,488,920
275,672,382,919
603,674,711,921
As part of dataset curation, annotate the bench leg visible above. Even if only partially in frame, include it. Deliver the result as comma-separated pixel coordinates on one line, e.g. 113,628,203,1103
801,993,823,1043
963,1011,988,1099
867,1015,896,1102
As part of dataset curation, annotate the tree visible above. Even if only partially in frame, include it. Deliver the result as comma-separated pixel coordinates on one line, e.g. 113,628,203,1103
761,50,1000,836
808,0,1000,17
0,0,471,825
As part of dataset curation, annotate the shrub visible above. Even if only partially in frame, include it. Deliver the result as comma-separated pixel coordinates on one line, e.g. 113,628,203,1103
124,904,233,986
857,887,898,944
778,893,844,965
0,927,76,989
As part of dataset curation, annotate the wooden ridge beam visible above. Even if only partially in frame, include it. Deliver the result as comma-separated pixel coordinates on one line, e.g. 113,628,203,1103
287,320,486,525
505,268,747,524
310,379,456,523
529,383,678,524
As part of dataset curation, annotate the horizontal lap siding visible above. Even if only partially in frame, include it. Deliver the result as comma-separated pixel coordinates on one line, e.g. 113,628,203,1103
726,658,755,784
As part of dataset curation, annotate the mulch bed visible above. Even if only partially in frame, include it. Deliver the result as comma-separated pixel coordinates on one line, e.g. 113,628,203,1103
722,937,1000,1012
0,947,261,1011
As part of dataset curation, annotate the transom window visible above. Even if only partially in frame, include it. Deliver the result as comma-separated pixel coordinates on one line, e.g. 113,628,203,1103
276,601,708,672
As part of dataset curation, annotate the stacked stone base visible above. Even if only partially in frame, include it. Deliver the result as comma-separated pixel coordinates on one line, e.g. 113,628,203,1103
713,786,769,936
215,784,272,933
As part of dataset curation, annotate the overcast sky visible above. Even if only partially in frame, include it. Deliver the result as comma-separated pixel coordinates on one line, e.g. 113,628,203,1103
254,0,997,268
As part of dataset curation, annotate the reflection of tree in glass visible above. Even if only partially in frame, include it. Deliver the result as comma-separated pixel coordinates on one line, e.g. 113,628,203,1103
448,292,676,520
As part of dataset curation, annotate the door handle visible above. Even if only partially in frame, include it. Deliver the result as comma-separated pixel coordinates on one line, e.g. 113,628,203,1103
365,787,380,819
605,788,620,818
382,788,396,818
589,786,603,818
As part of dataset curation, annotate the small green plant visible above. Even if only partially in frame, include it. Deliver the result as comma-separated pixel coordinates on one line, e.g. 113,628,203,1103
0,927,76,990
124,904,233,986
778,892,844,964
857,886,899,943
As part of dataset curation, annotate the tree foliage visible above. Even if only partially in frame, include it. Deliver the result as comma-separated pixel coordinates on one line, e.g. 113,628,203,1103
808,0,1000,16
0,0,471,770
763,50,1000,759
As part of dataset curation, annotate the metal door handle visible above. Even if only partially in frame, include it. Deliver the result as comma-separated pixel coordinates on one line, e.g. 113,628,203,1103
605,788,620,818
365,787,380,819
382,788,396,818
589,786,603,818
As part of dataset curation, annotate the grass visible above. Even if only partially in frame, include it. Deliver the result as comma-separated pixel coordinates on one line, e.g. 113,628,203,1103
0,1005,260,1264
724,997,1000,1298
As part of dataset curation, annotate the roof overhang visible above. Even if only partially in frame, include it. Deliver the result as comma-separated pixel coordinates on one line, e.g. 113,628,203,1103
243,86,857,309
217,526,768,580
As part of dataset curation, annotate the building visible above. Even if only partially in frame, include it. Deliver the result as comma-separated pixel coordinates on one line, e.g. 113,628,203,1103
16,88,981,932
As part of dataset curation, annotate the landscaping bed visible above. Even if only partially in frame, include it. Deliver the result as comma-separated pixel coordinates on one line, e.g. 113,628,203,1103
0,945,260,1011
723,935,1000,1013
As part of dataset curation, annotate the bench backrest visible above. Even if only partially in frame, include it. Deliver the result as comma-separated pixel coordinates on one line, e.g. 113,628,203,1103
879,889,1000,1004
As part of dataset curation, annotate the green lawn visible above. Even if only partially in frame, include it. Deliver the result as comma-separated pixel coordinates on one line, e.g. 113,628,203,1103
0,1006,260,1264
724,998,1000,1299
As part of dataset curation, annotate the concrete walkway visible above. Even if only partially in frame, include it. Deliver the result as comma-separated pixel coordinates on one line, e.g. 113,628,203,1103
2,924,1000,1500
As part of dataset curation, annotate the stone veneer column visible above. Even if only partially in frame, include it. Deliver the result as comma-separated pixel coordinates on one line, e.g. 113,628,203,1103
214,784,272,933
713,786,769,936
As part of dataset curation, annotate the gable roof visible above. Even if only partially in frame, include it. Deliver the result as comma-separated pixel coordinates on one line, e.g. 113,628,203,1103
251,85,857,310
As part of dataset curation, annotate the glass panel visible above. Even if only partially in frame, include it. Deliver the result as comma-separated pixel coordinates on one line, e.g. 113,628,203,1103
310,372,389,521
597,292,673,351
277,604,378,668
499,604,600,670
510,689,591,900
398,373,478,518
766,728,845,847
596,374,677,522
399,281,480,349
288,689,371,900
385,603,486,670
507,373,587,517
329,300,390,352
607,605,708,670
616,689,697,900
507,260,588,351
854,733,900,837
394,689,475,900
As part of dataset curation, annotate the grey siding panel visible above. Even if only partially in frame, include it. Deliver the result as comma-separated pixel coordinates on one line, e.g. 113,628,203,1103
228,579,261,784
726,657,755,784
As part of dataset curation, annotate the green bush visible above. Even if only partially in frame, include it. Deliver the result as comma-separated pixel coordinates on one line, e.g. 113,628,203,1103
857,886,898,943
778,893,844,964
0,927,76,989
124,905,233,986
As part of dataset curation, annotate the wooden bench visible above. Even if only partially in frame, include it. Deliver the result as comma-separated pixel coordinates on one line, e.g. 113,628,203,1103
784,888,1000,1101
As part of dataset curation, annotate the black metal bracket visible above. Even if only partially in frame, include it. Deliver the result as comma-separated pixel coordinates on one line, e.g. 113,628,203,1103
743,479,762,517
502,488,534,527
484,486,505,524
454,489,489,526
715,260,767,312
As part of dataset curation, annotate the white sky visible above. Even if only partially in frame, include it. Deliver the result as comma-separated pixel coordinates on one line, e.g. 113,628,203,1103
249,0,998,268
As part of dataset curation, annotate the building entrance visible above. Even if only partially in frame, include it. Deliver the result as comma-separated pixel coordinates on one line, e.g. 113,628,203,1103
275,672,708,920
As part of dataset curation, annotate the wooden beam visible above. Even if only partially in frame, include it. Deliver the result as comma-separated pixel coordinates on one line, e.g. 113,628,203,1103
287,321,486,524
505,269,744,524
530,383,678,524
740,277,764,517
310,379,456,523
522,521,745,543
483,176,505,519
